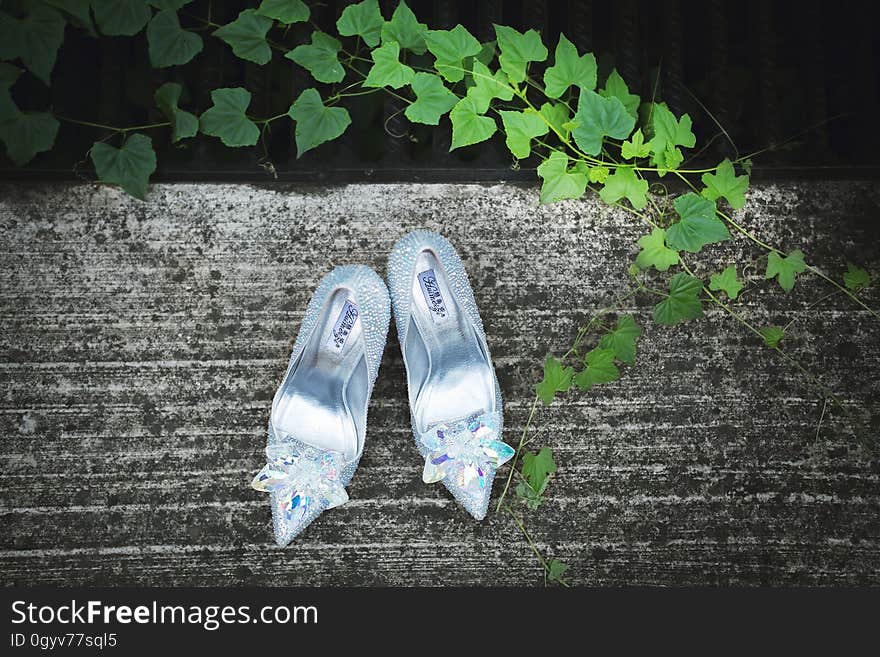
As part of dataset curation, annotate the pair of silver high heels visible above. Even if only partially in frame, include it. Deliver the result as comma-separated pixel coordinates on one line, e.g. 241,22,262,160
251,231,513,546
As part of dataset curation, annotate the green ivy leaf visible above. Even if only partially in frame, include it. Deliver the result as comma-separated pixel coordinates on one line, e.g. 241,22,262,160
0,62,59,165
425,24,481,83
652,273,704,325
522,447,556,494
256,0,309,24
0,110,59,165
494,24,547,84
635,227,679,272
574,347,620,390
213,9,273,65
146,10,203,68
536,355,574,405
336,0,383,47
199,87,260,147
288,88,351,157
0,5,65,84
92,0,151,36
598,166,648,210
405,72,457,125
474,40,496,67
588,165,608,183
363,41,415,88
665,193,730,253
380,0,427,55
621,128,651,160
465,60,513,113
498,109,548,159
449,96,495,150
149,1,194,9
572,89,635,156
708,264,743,300
648,103,695,173
600,69,639,119
543,33,596,98
286,31,344,84
597,314,642,365
538,101,570,138
536,151,587,204
843,263,871,292
765,249,806,293
89,133,157,200
154,82,198,143
44,0,97,35
547,559,569,584
701,159,749,210
0,63,20,120
759,326,785,349
516,481,544,510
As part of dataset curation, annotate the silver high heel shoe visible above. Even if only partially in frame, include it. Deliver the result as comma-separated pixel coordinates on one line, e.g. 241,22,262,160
387,231,512,520
251,265,390,545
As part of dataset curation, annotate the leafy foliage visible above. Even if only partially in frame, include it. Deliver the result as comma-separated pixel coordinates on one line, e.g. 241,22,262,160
154,82,198,143
536,356,574,405
702,159,749,210
363,41,415,89
635,228,679,272
0,5,65,84
665,193,730,253
92,0,152,37
573,347,620,390
449,96,495,149
494,25,548,84
336,0,383,47
536,151,587,204
599,166,648,210
199,87,260,147
598,314,643,365
424,24,481,82
381,1,427,55
214,9,273,65
653,273,704,325
516,447,557,510
843,263,870,292
287,88,351,157
405,73,457,125
765,249,806,293
286,31,345,84
759,326,785,349
89,133,157,200
572,90,635,156
709,265,743,300
543,33,595,98
499,110,548,159
147,10,203,68
257,0,309,25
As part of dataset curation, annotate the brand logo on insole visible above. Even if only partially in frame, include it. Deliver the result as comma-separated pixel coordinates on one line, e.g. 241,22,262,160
328,299,359,353
418,269,448,323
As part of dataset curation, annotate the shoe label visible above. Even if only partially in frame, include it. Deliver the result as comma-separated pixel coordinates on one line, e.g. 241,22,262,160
327,299,360,354
417,269,448,324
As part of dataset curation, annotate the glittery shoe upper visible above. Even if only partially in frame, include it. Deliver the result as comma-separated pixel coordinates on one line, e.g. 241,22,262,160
252,265,390,546
387,231,506,520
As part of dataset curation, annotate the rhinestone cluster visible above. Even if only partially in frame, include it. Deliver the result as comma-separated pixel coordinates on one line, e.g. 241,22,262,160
421,414,514,498
252,442,349,537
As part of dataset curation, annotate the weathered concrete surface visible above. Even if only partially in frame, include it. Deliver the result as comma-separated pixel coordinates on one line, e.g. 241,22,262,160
1,181,878,586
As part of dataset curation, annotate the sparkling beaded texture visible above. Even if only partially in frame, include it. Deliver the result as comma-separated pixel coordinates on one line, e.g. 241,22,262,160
253,265,390,546
387,231,507,520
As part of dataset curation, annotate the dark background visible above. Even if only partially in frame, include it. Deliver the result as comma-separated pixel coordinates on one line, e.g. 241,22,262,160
2,0,879,183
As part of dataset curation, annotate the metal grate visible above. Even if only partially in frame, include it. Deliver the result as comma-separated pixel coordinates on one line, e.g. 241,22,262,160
2,0,878,183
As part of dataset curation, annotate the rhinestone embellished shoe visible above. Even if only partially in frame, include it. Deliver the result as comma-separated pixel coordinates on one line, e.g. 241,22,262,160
387,231,512,520
251,265,390,546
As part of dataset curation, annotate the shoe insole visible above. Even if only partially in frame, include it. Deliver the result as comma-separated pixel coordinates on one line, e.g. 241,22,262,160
407,249,495,431
272,288,368,461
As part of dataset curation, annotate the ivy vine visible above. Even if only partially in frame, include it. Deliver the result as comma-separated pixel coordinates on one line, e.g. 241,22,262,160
1,0,876,586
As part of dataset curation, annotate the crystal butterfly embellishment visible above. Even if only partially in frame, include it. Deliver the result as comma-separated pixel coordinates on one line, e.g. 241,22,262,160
251,442,348,535
421,415,514,497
